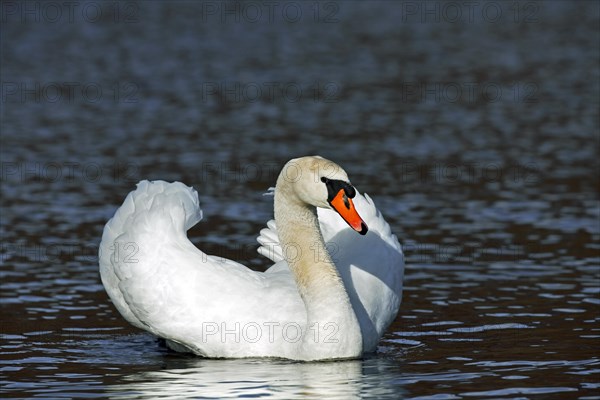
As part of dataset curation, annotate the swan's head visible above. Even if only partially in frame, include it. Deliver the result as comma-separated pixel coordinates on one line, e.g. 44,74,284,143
279,156,368,235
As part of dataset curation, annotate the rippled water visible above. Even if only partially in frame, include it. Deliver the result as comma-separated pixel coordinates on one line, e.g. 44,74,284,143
2,1,599,398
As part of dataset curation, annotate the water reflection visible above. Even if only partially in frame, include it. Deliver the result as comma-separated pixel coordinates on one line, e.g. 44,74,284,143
108,356,405,399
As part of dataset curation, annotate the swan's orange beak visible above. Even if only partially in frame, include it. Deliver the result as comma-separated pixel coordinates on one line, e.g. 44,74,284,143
330,189,368,235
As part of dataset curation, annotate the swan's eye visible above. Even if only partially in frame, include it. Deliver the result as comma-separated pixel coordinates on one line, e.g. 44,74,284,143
344,185,356,199
320,177,328,183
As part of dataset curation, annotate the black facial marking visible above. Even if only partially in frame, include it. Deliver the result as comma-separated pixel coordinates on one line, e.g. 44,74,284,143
321,177,356,203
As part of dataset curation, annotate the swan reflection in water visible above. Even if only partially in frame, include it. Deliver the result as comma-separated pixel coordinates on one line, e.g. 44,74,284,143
107,354,405,399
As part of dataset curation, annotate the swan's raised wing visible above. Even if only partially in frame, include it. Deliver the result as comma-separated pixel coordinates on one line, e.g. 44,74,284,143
99,180,204,331
257,192,404,352
99,181,304,357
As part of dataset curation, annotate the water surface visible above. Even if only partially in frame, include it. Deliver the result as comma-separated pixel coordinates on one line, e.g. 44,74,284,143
1,1,599,398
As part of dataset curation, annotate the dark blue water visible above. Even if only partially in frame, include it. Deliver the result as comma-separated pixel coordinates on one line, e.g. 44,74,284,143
1,1,599,398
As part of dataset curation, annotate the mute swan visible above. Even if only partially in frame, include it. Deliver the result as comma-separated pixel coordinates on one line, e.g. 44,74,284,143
99,156,403,361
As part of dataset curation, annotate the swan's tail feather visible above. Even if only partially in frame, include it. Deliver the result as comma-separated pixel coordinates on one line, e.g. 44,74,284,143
99,180,202,331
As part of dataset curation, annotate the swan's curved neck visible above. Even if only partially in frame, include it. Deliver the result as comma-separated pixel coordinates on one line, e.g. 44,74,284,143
274,182,362,360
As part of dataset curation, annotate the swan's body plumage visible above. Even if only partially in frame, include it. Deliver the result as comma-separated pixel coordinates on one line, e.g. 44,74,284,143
99,157,403,361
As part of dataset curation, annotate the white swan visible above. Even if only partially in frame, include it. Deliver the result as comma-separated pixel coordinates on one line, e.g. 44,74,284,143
99,156,403,361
